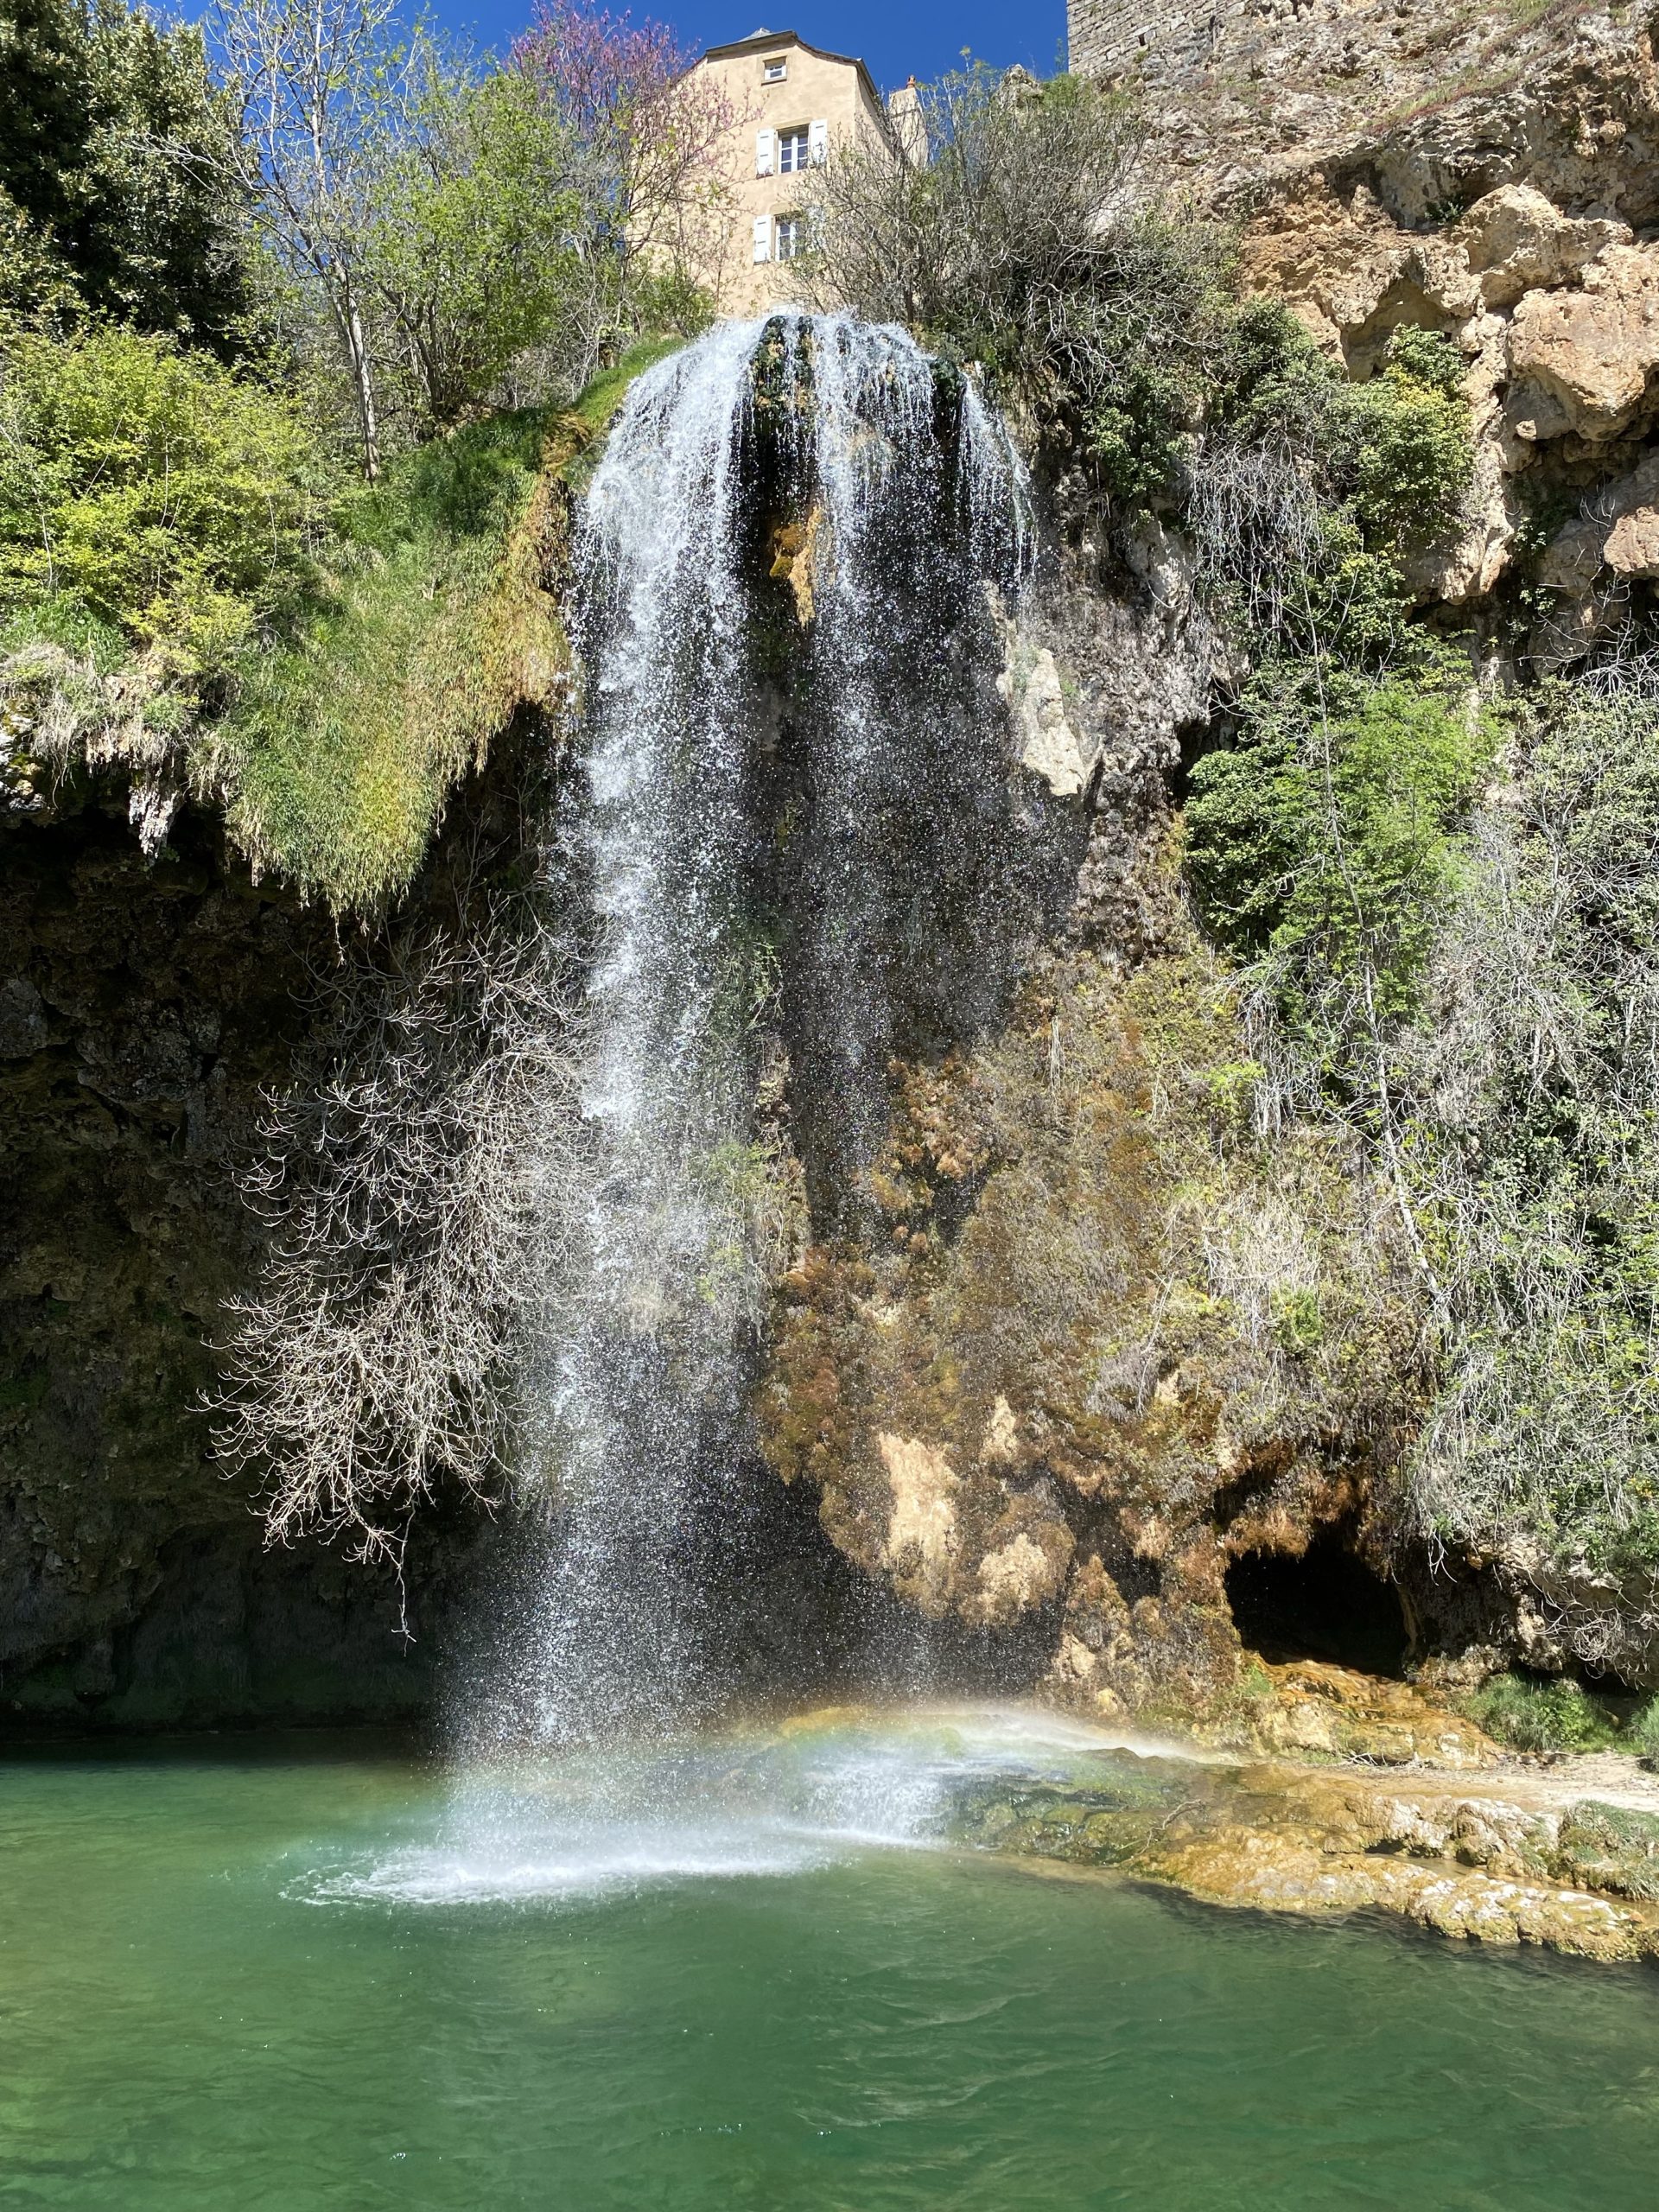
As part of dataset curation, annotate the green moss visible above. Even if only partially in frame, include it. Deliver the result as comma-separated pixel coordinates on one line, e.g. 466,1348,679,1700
757,921,1419,1686
1556,1802,1659,1900
208,405,567,911
0,1365,48,1412
563,335,685,442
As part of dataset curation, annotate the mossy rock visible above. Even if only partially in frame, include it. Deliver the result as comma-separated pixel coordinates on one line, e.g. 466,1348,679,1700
945,1769,1196,1866
1557,1802,1659,1903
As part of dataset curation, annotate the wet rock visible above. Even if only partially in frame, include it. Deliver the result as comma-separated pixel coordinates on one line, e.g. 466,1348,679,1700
950,1745,1659,1967
876,1431,961,1617
996,631,1091,799
1248,1661,1497,1770
1555,1802,1659,1902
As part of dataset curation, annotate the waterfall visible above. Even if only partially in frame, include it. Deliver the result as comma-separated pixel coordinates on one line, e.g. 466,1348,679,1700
475,315,1035,1751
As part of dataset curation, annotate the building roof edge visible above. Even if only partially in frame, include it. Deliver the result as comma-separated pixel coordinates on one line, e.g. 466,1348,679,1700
696,26,891,124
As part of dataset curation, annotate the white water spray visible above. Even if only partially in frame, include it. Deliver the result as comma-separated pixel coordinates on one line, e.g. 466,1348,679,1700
473,315,1034,1755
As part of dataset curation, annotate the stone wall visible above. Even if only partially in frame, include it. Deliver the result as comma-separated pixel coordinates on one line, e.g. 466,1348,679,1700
1068,0,1237,85
1069,0,1377,89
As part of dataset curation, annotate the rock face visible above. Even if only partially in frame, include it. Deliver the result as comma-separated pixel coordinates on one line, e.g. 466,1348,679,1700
1103,0,1659,226
0,779,503,1729
1507,243,1659,441
755,4,1659,1721
1154,4,1659,653
755,528,1450,1731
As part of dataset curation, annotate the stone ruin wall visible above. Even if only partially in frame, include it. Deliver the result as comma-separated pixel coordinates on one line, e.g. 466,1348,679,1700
1066,0,1370,86
1068,0,1230,81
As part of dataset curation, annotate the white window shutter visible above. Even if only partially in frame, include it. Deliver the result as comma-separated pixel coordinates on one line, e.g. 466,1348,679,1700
809,118,828,164
755,128,774,176
753,215,771,263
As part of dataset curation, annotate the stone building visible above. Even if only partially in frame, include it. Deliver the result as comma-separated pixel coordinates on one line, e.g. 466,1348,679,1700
681,28,924,319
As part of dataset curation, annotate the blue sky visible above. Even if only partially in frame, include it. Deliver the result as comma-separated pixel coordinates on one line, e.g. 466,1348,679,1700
446,3,1070,91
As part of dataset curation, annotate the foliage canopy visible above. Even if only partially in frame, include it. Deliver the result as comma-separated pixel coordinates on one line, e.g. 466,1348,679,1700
0,0,251,343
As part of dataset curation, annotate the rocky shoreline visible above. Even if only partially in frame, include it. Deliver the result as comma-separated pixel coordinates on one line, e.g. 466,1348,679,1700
950,1677,1659,1964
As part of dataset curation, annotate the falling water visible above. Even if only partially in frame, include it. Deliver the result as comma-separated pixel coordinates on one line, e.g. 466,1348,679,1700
473,315,1036,1754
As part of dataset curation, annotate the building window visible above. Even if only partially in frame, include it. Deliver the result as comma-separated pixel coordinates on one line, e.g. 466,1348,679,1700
779,126,810,175
763,55,786,81
775,215,804,261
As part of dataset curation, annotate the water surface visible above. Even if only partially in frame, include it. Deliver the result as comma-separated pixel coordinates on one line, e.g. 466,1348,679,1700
3,1715,1657,2209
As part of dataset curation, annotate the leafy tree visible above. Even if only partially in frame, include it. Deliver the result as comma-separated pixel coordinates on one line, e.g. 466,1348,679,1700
213,0,715,472
0,0,251,344
213,0,412,476
361,58,588,433
513,0,741,327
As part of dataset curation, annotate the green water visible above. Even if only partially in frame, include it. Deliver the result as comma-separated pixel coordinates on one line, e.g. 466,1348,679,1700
3,1721,1658,2211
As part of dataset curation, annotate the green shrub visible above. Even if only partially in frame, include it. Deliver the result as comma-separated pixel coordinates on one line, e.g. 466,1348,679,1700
1464,1671,1617,1753
1185,668,1497,1043
1271,1286,1325,1357
805,67,1237,512
0,319,316,690
1076,208,1240,509
1197,315,1476,664
1347,329,1473,553
1211,315,1472,543
1628,1700,1659,1758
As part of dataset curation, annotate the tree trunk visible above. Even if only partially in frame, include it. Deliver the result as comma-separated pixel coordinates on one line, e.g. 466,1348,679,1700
337,278,381,482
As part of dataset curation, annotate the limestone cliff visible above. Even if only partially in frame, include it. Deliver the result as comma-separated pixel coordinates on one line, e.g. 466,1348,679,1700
753,539,1445,1732
1170,3,1659,643
753,8,1659,1728
10,16,1659,1738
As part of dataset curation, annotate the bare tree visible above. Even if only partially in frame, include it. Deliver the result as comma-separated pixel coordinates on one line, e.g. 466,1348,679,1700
806,70,1185,353
1393,697,1659,1658
211,911,586,1568
211,0,411,475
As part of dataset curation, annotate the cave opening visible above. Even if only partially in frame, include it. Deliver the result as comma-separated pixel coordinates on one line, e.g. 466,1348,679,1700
1224,1532,1408,1678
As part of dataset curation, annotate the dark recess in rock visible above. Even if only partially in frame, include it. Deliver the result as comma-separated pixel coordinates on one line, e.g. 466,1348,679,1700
1225,1534,1410,1679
